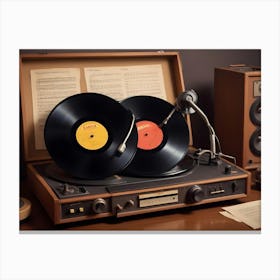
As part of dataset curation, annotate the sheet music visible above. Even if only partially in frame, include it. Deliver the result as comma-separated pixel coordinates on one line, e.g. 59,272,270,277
84,64,167,101
221,200,261,229
31,68,81,149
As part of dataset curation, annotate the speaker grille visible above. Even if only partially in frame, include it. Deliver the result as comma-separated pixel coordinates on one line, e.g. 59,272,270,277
249,128,261,157
250,98,261,126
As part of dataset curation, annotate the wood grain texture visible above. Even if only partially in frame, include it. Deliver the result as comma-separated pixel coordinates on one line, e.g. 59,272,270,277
214,66,261,169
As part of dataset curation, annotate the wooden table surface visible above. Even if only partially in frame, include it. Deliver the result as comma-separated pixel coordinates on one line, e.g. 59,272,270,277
20,179,261,231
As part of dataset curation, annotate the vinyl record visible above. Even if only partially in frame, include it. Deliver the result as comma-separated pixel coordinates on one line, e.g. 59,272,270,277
44,93,138,179
44,162,127,186
121,96,189,176
152,155,196,177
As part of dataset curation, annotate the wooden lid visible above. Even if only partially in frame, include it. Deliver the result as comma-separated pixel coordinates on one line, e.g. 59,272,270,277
20,51,192,162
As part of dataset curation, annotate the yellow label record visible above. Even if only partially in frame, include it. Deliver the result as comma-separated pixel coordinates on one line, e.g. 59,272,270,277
76,121,109,150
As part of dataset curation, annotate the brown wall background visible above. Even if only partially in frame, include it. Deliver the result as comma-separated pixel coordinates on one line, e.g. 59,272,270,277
177,49,261,148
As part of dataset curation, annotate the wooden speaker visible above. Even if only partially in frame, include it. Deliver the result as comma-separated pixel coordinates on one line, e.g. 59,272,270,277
214,65,261,171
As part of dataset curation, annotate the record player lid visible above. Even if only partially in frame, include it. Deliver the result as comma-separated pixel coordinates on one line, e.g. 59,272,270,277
20,50,193,162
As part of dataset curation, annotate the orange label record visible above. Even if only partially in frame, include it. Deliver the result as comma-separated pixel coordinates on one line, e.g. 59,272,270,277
75,121,109,150
136,120,164,150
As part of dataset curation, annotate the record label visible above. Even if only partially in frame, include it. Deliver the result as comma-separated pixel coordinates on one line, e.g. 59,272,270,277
75,121,109,150
136,120,163,150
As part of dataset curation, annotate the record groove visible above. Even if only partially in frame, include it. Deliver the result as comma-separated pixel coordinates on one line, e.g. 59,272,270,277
44,92,138,179
121,96,189,177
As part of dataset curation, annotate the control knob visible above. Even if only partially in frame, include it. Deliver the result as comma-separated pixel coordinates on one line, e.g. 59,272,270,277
187,185,204,203
224,165,232,174
92,198,106,214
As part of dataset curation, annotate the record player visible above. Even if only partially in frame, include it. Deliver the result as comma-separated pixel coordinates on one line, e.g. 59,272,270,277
20,51,251,225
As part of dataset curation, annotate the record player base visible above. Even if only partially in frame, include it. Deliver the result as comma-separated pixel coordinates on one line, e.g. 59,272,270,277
19,156,259,230
20,179,260,231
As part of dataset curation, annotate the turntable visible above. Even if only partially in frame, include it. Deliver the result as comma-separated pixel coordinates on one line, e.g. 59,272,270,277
20,51,250,225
